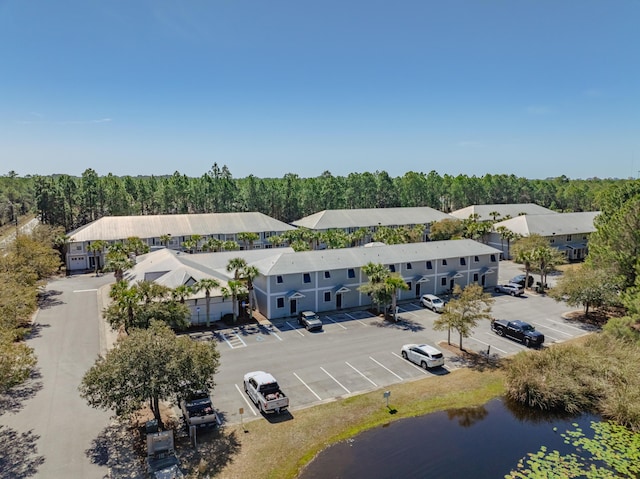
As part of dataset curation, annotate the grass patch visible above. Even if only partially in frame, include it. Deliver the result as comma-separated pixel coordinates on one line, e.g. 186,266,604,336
188,368,504,479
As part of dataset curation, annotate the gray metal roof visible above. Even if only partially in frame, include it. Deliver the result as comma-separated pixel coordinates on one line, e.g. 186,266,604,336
126,240,499,290
450,204,556,221
291,207,453,230
493,211,600,237
68,212,296,242
126,247,296,298
251,239,501,276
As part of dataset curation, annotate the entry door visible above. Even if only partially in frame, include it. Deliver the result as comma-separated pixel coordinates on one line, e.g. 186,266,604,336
290,299,297,316
481,275,486,286
336,293,342,310
415,283,421,298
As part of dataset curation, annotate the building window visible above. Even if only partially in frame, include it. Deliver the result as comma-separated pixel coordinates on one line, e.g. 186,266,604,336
406,281,412,291
426,261,432,270
324,291,331,302
442,259,447,266
474,256,479,263
303,273,311,283
582,235,587,240
276,276,283,284
389,265,396,273
277,297,284,308
441,277,447,286
567,235,572,241
460,258,466,266
550,238,555,244
348,268,355,278
324,271,331,279
406,263,412,270
473,273,479,282
490,254,496,262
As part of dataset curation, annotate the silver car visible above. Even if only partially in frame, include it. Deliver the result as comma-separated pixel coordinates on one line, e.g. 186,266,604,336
494,283,524,296
420,294,445,313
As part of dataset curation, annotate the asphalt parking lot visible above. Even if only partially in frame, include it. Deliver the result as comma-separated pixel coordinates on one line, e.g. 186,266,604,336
189,266,597,426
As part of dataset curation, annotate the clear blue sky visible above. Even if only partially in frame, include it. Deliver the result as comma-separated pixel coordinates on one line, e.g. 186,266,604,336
1,1,638,180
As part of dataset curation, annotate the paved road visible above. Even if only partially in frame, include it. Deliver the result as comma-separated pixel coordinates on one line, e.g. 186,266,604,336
0,273,114,479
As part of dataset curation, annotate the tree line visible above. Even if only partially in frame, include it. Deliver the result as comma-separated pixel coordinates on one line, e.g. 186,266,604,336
0,166,628,232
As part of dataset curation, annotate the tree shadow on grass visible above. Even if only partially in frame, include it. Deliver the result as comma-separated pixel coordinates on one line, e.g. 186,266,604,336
0,369,43,415
0,426,45,478
175,426,242,477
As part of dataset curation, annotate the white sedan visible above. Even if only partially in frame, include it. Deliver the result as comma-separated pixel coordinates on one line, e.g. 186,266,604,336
401,344,445,369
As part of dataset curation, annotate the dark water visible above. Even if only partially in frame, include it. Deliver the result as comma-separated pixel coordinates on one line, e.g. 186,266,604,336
298,398,597,479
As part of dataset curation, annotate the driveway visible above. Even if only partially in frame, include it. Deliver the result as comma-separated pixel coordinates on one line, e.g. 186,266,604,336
0,273,114,479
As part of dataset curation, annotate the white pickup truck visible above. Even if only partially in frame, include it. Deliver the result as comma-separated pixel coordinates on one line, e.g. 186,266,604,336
243,371,289,414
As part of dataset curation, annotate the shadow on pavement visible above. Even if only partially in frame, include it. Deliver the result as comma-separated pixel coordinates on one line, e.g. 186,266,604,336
370,317,426,332
0,425,45,478
37,289,64,309
0,369,43,414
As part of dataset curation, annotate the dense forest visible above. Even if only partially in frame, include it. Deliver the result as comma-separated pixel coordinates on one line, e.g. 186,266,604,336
0,165,630,232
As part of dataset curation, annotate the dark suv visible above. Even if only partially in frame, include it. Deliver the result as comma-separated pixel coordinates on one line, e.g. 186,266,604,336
510,274,534,288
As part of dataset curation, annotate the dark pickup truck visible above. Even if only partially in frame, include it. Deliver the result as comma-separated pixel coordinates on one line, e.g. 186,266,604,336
491,319,544,347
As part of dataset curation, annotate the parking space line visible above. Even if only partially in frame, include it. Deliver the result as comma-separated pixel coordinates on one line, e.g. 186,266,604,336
293,372,322,401
474,335,509,354
234,383,257,415
530,321,572,336
320,367,351,394
272,333,283,341
325,316,348,330
285,322,305,337
391,352,429,374
234,333,247,348
369,356,403,380
345,362,378,387
344,312,369,326
547,317,595,333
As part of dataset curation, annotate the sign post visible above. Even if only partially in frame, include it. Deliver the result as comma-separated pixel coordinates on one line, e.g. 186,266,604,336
383,390,391,409
239,407,247,433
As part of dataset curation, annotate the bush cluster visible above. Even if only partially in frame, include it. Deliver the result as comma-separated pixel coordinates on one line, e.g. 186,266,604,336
504,333,640,430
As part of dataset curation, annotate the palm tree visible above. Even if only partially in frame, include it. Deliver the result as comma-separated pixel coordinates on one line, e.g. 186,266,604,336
87,239,107,276
136,280,170,304
222,240,239,251
358,262,391,313
240,265,260,318
237,232,260,250
203,237,223,252
190,234,203,252
192,278,220,327
384,275,409,321
171,284,192,304
159,234,171,248
107,280,140,333
221,279,247,322
104,243,134,282
227,257,247,280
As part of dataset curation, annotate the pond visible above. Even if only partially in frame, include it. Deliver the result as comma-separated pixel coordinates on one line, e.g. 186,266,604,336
298,398,597,479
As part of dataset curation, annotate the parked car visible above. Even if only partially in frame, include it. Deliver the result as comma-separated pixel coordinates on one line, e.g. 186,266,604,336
298,310,323,331
401,344,445,369
510,274,534,288
494,283,524,296
420,294,445,313
492,319,544,347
